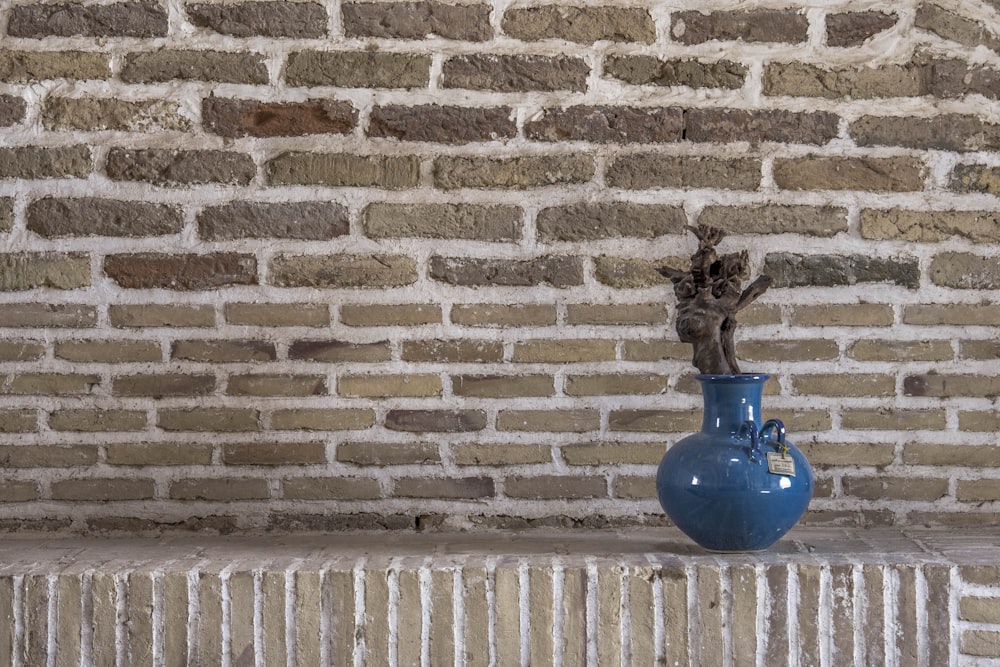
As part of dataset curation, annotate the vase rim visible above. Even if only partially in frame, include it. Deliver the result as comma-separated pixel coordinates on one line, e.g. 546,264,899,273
695,373,770,383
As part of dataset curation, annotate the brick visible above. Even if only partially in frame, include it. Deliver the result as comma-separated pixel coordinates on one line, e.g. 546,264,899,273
0,198,11,231
114,374,215,397
565,374,668,395
222,442,325,465
0,303,96,328
288,340,390,362
594,256,675,289
699,205,847,236
904,373,1000,398
270,408,375,431
453,375,553,397
497,409,600,432
282,477,381,500
172,339,275,362
109,304,215,327
27,198,183,238
868,208,1000,244
157,408,260,432
370,105,515,144
792,373,894,396
504,475,606,499
609,409,701,432
905,443,1000,467
442,54,589,92
613,475,655,498
403,339,503,363
773,157,925,191
434,155,593,189
962,340,1000,359
915,3,1000,52
849,339,952,362
952,164,1000,196
51,478,155,501
285,51,430,88
763,62,923,99
525,106,684,143
338,373,442,397
269,254,417,288
228,374,326,397
337,441,440,465
8,2,167,37
794,304,895,327
385,409,487,432
341,303,439,326
106,149,255,186
0,50,109,82
187,1,327,37
393,476,494,498
430,255,583,287
451,304,556,327
0,444,96,467
843,476,948,501
169,478,269,501
121,50,268,84
566,303,666,325
687,109,839,145
561,442,663,465
904,304,1000,325
0,96,26,126
961,597,1000,623
106,443,213,466
852,115,1000,152
606,155,760,190
0,252,89,290
503,6,654,43
364,203,521,241
537,203,684,241
931,252,1000,288
203,98,356,138
452,443,551,466
199,201,348,241
343,1,492,40
0,145,91,179
229,570,255,664
513,339,615,363
43,96,190,132
3,373,98,395
961,566,1000,586
960,411,1000,432
840,409,945,430
605,56,746,88
767,254,919,289
797,442,895,467
48,410,146,431
0,341,43,361
672,9,808,44
826,11,897,46
0,481,39,502
225,303,329,327
267,153,419,189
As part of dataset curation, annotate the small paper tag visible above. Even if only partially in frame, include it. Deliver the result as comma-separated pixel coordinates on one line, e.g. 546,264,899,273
767,451,796,476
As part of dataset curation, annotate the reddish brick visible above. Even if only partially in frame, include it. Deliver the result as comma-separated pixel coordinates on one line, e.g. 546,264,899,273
203,98,356,138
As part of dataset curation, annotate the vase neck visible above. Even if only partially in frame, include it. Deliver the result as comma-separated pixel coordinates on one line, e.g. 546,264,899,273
697,375,768,434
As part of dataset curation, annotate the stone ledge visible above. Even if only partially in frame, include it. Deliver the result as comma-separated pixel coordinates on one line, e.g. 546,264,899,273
0,527,998,664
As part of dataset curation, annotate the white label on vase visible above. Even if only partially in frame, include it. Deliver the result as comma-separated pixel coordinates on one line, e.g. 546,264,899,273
767,452,796,476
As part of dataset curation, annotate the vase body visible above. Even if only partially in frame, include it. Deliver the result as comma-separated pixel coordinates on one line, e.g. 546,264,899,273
656,374,813,552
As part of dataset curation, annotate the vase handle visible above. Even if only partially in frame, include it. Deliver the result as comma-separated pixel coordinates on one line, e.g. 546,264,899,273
739,419,762,462
760,419,787,454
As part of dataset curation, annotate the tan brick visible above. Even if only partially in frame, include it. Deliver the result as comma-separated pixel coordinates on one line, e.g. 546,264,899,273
113,374,215,397
962,566,1000,586
698,204,847,236
494,566,520,667
106,442,213,466
288,340,391,363
338,373,442,397
597,568,622,667
337,441,440,465
842,476,948,501
0,410,38,433
565,374,668,395
463,566,490,667
452,443,551,466
0,146,92,179
401,339,503,362
225,302,329,327
904,373,1000,398
292,570,322,667
505,475,606,499
621,339,690,361
0,481,39,502
792,373,894,396
738,339,840,361
157,408,260,432
48,409,147,431
594,255,675,289
55,339,162,362
270,253,417,289
562,442,664,465
364,203,521,241
364,565,390,665
628,566,656,665
849,339,952,362
862,208,1000,243
267,153,419,189
270,408,375,431
197,572,223,666
0,444,96,467
169,478,270,500
0,340,44,361
0,49,109,81
613,475,655,498
453,375,554,398
790,304,893,326
961,340,1000,359
774,156,926,191
503,5,655,43
229,571,255,665
607,153,758,188
0,303,96,327
109,304,216,327
769,409,832,432
733,565,760,667
798,442,895,467
0,576,15,663
961,597,1000,623
222,441,326,465
565,303,666,325
3,373,99,395
435,154,593,188
497,409,600,432
763,62,923,99
512,339,615,363
609,409,701,432
286,50,430,87
429,570,455,667
537,203,684,241
397,568,422,667
451,303,556,327
904,303,1000,325
172,339,275,362
281,477,381,500
161,571,188,667
957,479,1000,502
340,303,440,327
841,408,945,430
227,374,326,397
960,411,1000,432
393,476,494,498
51,478,155,501
122,50,267,84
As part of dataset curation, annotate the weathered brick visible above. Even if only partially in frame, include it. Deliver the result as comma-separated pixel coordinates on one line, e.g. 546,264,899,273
606,155,760,190
106,149,255,186
767,253,919,288
526,106,684,143
227,374,326,397
687,109,839,145
42,96,191,132
840,408,946,430
203,98,356,138
621,339,691,361
699,205,847,236
0,252,90,290
121,50,268,84
8,2,167,37
513,339,615,363
385,409,487,432
0,50,109,82
849,339,952,362
504,475,606,499
537,203,685,241
430,255,583,287
27,198,183,238
269,254,417,288
169,478,270,501
187,1,327,37
614,475,655,499
3,373,99,395
369,103,517,144
451,303,556,327
674,9,807,43
0,481,40,502
105,253,256,290
393,477,494,498
952,164,1000,196
0,340,44,362
503,6,654,43
453,374,554,397
267,153,419,189
343,1,492,40
172,339,275,362
904,304,1000,326
0,303,96,328
0,96,26,126
287,340,390,362
904,443,1000,467
793,373,894,396
157,408,260,432
790,304,894,326
109,304,215,327
282,477,381,500
285,51,430,88
198,201,347,241
960,597,1000,623
106,443,213,466
605,56,746,88
48,410,146,432
270,408,375,431
0,444,96,467
797,442,895,467
930,252,1000,288
51,478,155,501
452,443,551,466
113,374,215,397
497,409,600,432
763,62,923,99
915,3,1000,52
961,340,1000,360
862,208,1000,243
960,411,1000,432
843,476,948,501
339,373,442,397
568,303,665,325
225,303,329,327
337,441,440,465
0,198,11,231
904,373,1000,398
565,374,668,395
364,203,521,241
852,115,1000,152
773,156,925,191
826,11,897,46
340,303,439,327
443,54,589,91
434,155,593,190
222,442,325,465
0,146,91,179
609,409,701,432
561,442,663,465
594,256,677,289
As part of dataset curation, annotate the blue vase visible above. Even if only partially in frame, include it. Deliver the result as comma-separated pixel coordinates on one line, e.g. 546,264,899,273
656,374,813,552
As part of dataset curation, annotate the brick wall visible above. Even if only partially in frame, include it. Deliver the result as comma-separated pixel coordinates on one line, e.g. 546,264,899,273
0,0,998,533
